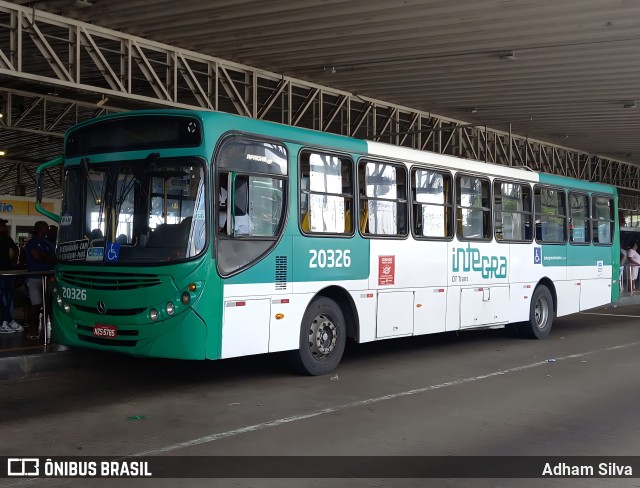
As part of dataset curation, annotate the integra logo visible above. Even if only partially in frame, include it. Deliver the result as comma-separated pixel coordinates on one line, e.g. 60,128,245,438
452,243,508,279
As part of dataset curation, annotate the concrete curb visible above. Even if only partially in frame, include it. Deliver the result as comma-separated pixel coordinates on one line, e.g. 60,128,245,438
612,295,640,307
0,347,102,382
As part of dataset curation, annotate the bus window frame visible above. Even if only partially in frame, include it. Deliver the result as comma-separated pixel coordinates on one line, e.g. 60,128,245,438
455,172,493,242
410,164,454,242
357,157,409,240
568,191,591,246
213,133,290,277
57,156,210,266
533,184,568,245
492,178,534,244
214,133,289,240
298,148,355,239
591,192,615,247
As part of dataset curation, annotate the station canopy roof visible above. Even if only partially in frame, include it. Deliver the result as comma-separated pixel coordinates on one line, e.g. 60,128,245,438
4,0,640,198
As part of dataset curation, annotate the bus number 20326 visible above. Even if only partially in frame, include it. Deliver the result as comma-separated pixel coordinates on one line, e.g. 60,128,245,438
308,249,351,269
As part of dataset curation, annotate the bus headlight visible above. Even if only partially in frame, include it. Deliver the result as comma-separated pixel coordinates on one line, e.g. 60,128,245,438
149,308,159,322
63,303,70,313
181,292,190,305
56,295,63,307
166,302,175,316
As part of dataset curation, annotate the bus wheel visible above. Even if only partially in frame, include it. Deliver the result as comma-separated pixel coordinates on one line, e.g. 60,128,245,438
291,297,346,375
520,285,554,339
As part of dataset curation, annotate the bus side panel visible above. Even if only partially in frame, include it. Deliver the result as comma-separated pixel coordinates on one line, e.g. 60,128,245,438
580,279,613,311
565,242,613,312
352,291,378,343
219,236,293,358
446,240,509,330
554,281,580,317
368,239,449,337
413,287,448,336
567,244,614,312
221,297,271,358
268,293,315,353
367,240,448,290
507,244,536,323
539,244,580,317
220,234,371,357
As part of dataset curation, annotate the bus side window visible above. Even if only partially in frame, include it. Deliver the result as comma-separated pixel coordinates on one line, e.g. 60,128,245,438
534,186,567,243
299,151,353,235
494,181,532,242
358,160,408,237
456,174,491,240
412,168,452,239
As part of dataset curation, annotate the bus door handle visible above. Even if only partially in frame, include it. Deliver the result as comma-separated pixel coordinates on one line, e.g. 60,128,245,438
476,287,490,302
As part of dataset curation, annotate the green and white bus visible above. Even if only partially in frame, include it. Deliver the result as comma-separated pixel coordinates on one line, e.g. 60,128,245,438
37,110,619,375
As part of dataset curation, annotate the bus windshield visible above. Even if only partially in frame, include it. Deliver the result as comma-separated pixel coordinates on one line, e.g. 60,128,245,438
57,158,207,264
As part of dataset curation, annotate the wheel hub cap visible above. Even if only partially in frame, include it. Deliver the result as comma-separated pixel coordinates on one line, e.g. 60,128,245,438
308,313,337,359
535,296,548,329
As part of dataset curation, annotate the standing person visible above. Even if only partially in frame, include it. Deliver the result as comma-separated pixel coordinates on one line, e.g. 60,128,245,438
620,246,629,292
627,242,640,291
0,218,22,333
24,221,55,339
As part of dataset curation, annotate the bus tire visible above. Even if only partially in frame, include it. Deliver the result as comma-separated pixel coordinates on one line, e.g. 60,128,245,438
291,296,346,376
520,285,554,339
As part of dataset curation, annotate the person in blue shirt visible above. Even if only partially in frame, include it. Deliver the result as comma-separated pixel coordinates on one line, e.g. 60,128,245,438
24,221,55,338
0,218,21,334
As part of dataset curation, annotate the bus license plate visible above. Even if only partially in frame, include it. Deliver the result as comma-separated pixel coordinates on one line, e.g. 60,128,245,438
93,324,117,338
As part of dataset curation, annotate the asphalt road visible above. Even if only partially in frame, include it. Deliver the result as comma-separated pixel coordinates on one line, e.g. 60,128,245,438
2,305,640,488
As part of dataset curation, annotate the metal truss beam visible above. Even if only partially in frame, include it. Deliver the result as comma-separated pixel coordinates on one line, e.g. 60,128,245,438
0,87,121,137
619,193,640,213
0,159,62,199
0,1,638,199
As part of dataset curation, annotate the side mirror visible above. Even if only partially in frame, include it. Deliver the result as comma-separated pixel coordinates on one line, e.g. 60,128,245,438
35,155,64,223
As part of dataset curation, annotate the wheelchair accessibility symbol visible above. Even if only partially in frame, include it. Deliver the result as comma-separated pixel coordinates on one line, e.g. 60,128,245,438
534,247,541,264
106,242,120,263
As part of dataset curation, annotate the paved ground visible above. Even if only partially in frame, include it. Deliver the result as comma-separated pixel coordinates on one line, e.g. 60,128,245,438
2,305,640,487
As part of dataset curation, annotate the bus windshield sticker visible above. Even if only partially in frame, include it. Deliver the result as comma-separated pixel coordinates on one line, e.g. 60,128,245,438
86,246,104,262
57,239,89,261
246,154,271,164
378,255,395,285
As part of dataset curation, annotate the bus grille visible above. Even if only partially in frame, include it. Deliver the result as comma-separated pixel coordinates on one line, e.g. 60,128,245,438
275,256,287,290
75,304,146,316
59,271,162,290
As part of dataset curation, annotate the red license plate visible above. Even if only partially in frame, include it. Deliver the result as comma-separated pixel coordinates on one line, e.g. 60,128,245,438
93,324,117,338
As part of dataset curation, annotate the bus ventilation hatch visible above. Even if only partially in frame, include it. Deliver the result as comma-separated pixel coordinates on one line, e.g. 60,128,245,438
275,256,287,290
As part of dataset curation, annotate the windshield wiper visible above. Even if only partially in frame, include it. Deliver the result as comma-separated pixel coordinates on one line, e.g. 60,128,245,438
114,153,160,226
